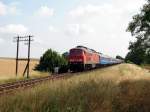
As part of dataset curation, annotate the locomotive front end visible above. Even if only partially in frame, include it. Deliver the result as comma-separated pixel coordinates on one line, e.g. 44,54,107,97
69,48,85,71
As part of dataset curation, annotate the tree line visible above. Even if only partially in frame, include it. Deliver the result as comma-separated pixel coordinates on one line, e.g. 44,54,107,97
125,0,150,65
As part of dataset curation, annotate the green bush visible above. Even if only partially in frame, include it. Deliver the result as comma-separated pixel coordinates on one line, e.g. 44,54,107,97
35,49,68,72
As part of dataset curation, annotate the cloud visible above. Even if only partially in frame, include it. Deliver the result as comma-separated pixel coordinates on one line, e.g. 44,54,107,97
65,24,80,36
0,1,21,16
65,0,145,57
37,6,54,17
48,26,57,32
64,24,94,36
69,4,104,18
68,0,145,20
68,3,142,20
0,38,4,43
9,6,20,15
0,24,28,34
0,2,7,15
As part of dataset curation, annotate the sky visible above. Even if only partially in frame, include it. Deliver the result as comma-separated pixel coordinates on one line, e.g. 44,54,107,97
0,0,146,58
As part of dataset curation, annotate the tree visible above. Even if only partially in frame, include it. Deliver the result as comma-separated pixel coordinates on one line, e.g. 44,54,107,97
125,36,146,65
116,55,124,60
62,52,69,60
35,49,68,72
126,0,150,64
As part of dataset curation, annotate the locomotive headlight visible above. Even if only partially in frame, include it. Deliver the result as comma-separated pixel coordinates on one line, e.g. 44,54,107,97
69,59,83,62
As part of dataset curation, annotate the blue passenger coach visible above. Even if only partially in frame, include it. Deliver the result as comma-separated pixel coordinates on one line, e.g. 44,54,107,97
99,54,122,65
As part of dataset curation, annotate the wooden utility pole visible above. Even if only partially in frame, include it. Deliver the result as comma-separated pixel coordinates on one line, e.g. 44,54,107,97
27,36,31,78
14,35,33,78
16,36,19,76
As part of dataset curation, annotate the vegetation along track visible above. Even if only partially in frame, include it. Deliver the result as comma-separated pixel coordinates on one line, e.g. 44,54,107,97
0,65,120,95
0,73,71,95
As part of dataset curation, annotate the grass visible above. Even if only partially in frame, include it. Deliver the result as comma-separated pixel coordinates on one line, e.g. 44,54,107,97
0,64,150,112
0,71,49,85
141,64,150,71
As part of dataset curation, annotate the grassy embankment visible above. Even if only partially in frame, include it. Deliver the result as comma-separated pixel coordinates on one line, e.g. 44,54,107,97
142,64,150,71
0,58,48,84
0,64,150,112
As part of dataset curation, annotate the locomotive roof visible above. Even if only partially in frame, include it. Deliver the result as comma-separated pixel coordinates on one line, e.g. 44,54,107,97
76,46,97,53
71,46,122,61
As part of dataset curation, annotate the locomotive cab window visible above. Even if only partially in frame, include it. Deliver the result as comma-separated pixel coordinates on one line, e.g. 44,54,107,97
70,49,83,55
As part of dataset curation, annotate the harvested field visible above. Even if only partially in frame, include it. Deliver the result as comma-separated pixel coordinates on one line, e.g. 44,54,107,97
0,58,47,81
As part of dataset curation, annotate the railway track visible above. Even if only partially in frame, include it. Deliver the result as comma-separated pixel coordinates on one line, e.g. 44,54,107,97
0,74,70,95
0,64,120,95
0,69,96,95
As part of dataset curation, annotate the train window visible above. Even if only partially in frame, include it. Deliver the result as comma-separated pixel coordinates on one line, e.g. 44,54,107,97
70,49,83,55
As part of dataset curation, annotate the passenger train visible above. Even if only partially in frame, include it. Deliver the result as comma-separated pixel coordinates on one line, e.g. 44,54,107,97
68,46,123,71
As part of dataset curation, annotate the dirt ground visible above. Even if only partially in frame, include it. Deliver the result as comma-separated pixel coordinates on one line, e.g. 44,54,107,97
0,58,40,80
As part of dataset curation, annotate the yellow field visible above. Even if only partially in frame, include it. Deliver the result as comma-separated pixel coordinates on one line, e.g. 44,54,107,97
0,58,47,80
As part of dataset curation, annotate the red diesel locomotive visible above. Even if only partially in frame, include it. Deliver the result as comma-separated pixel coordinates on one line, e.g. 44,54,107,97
69,46,99,71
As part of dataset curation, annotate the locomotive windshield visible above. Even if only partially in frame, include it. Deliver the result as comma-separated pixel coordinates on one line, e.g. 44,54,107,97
70,49,83,56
